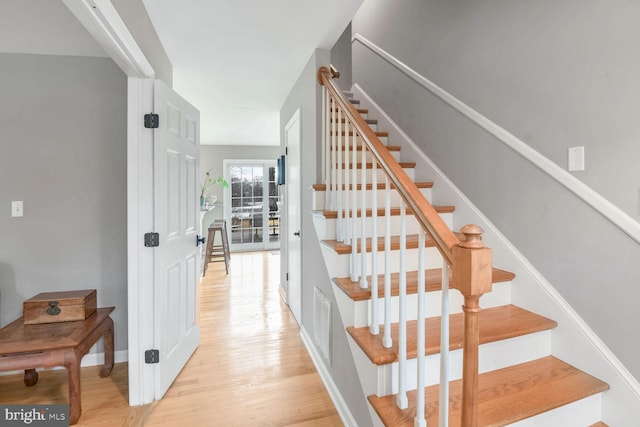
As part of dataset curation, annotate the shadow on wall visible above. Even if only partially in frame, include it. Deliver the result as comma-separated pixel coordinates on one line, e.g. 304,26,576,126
0,262,18,327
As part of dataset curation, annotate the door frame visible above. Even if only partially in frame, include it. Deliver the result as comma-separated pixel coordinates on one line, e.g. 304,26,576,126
63,0,157,406
223,159,280,252
284,108,302,324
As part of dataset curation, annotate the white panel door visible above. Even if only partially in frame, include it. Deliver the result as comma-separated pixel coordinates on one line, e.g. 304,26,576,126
285,109,302,324
153,80,200,398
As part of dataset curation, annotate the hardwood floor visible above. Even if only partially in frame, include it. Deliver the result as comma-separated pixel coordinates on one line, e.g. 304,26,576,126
0,251,341,426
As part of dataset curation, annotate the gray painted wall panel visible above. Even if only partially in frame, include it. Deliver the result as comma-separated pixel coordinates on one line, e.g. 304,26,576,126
352,0,640,379
0,53,127,351
280,49,372,425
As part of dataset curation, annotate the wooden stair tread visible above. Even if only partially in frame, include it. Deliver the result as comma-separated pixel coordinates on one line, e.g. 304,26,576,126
368,356,609,427
322,233,463,255
317,205,455,219
332,107,368,114
334,117,377,125
334,268,515,301
338,161,416,169
331,130,389,137
313,182,434,191
330,144,401,152
348,305,556,365
589,423,609,427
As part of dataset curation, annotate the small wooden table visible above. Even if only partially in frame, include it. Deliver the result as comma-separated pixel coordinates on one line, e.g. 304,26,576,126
0,307,115,425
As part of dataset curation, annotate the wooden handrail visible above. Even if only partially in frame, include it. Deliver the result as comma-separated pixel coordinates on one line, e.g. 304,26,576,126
319,66,494,427
318,66,459,265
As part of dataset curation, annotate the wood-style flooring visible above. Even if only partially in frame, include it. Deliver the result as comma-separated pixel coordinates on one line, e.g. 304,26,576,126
0,251,341,426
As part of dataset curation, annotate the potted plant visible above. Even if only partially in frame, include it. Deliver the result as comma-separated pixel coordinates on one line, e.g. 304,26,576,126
200,168,229,207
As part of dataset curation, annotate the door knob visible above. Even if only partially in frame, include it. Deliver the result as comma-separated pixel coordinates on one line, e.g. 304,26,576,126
294,231,301,237
196,235,206,246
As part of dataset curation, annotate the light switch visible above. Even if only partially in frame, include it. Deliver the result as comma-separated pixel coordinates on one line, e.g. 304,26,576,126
11,201,23,217
568,146,585,172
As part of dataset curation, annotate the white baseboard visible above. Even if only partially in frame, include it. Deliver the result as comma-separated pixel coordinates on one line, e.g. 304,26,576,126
0,350,128,377
300,327,359,427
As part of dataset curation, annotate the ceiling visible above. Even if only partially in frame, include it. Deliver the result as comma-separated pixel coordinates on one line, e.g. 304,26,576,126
143,0,364,145
0,0,362,146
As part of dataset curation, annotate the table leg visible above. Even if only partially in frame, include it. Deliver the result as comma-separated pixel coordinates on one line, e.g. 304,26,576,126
65,352,81,425
100,317,114,378
23,369,38,387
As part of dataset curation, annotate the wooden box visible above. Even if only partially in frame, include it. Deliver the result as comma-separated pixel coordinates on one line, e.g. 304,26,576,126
23,290,97,325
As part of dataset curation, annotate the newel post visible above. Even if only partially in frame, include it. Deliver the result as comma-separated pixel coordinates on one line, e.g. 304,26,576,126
451,225,493,427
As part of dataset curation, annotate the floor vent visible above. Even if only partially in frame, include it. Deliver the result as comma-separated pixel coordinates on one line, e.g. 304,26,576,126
313,287,332,364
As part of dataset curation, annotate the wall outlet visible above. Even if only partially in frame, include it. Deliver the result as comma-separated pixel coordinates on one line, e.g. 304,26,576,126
568,146,585,172
11,201,23,217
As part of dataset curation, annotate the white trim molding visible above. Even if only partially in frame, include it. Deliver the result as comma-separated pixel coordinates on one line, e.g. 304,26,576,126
352,33,640,245
301,327,359,427
62,0,154,78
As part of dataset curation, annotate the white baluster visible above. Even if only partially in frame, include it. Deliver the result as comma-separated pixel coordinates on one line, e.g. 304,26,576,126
330,98,337,211
397,203,408,409
344,120,351,245
370,158,379,335
415,228,426,427
360,137,368,289
439,259,450,427
350,129,358,282
337,109,343,242
383,176,392,348
324,88,330,210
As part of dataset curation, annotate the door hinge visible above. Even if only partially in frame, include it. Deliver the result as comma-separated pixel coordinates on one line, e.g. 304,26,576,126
286,273,289,281
144,232,160,247
144,113,159,129
285,147,288,155
145,349,159,364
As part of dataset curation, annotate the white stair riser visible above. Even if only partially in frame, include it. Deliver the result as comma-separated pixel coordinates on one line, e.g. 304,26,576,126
312,186,432,212
314,212,452,241
508,394,603,427
330,122,379,131
331,112,368,120
328,147,398,163
353,331,552,397
334,165,414,183
320,244,444,279
327,135,388,149
337,281,511,328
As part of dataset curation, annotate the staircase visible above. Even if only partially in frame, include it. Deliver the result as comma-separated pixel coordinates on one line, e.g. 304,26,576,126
313,67,610,426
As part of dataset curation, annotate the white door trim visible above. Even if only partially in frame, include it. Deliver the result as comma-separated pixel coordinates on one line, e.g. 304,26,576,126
64,0,156,406
126,78,155,405
62,0,154,78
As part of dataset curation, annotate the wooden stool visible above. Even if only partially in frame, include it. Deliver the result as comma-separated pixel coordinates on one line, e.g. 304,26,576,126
204,220,230,274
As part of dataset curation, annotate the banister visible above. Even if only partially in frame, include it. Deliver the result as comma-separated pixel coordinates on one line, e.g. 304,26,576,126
319,65,493,427
317,66,459,265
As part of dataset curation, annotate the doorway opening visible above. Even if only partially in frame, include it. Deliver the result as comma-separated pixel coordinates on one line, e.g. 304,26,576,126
224,160,281,252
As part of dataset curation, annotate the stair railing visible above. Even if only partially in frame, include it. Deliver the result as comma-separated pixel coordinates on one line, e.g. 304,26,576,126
318,66,493,427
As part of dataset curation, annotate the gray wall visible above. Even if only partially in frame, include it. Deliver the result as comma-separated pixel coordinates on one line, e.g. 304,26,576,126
352,0,640,379
330,23,353,92
280,49,372,425
0,53,128,351
199,145,281,225
113,0,173,86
